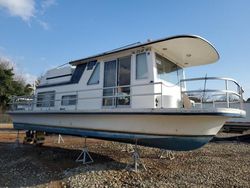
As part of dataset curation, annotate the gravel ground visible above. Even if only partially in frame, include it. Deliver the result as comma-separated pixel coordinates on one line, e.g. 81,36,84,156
0,129,249,188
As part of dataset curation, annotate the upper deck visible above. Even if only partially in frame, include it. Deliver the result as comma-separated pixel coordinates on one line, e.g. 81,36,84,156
69,35,219,67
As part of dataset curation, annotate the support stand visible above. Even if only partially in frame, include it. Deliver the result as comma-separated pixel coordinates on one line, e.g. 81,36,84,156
57,134,64,144
33,131,45,146
159,149,175,160
15,130,20,147
126,139,146,172
75,137,94,164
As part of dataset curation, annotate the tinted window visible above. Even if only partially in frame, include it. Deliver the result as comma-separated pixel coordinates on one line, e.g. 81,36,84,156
61,95,77,106
104,60,117,87
156,53,183,84
87,63,100,85
87,61,96,70
136,53,148,79
103,60,117,106
37,91,55,107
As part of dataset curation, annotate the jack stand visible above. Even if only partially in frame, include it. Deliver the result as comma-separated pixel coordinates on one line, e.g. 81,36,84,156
122,144,134,153
15,130,20,147
126,139,146,172
57,134,64,144
159,149,175,160
75,137,94,164
33,131,45,146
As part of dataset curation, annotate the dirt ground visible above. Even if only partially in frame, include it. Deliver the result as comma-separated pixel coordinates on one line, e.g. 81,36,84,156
0,126,249,187
0,123,13,129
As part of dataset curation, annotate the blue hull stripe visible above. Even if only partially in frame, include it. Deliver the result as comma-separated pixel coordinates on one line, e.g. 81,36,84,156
13,123,213,151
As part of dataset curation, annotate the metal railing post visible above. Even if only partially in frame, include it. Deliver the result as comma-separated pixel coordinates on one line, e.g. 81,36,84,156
200,96,203,109
239,86,243,110
180,80,183,108
161,82,163,108
225,80,229,108
32,95,35,110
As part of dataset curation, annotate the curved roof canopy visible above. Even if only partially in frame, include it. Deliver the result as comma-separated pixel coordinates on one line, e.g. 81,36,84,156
70,35,219,68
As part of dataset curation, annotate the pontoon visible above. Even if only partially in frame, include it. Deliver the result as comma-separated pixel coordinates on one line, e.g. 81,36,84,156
9,35,246,151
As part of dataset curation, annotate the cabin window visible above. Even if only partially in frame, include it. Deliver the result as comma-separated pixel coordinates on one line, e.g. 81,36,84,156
102,57,131,107
87,63,100,85
87,61,96,70
36,91,55,107
117,56,131,106
136,53,148,79
103,60,117,106
61,95,77,106
155,53,183,84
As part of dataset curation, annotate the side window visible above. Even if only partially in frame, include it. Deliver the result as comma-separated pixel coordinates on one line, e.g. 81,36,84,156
87,61,96,70
36,91,55,107
87,63,100,85
155,53,183,84
61,95,77,106
136,53,148,79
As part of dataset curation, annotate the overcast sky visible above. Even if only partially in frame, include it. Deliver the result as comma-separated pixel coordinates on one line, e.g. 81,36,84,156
0,0,249,99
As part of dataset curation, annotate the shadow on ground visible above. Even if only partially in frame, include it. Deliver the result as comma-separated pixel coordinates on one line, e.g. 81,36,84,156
0,142,126,187
211,134,250,143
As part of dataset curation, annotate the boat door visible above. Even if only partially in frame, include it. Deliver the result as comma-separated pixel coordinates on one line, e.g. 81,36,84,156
103,56,131,107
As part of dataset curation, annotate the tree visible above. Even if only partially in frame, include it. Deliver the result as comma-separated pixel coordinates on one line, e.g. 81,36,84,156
0,63,14,111
0,59,33,111
247,98,250,103
35,75,42,87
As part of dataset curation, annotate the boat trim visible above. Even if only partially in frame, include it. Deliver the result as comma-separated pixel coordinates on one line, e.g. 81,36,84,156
9,109,245,118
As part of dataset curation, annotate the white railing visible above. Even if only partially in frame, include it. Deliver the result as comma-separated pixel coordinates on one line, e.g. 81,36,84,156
9,77,244,111
180,77,244,109
9,82,164,111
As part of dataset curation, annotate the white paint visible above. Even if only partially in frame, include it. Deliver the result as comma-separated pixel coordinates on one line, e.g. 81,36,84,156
12,112,227,136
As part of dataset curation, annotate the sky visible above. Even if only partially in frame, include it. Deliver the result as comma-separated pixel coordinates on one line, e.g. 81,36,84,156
0,0,249,99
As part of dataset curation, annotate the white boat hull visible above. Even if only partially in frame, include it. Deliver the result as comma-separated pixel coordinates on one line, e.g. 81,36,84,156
9,108,245,151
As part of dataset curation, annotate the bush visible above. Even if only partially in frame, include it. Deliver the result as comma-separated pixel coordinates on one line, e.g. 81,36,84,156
0,113,12,123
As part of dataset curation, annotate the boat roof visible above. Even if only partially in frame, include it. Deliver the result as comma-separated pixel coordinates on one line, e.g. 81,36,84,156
69,35,220,68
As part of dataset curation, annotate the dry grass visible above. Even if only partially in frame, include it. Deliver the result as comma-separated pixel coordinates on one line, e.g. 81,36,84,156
0,123,13,129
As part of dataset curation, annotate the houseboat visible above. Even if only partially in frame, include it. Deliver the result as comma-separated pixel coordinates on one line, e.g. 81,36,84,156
9,35,246,151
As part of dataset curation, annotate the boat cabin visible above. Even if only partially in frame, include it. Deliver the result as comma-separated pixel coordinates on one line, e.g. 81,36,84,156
22,35,243,111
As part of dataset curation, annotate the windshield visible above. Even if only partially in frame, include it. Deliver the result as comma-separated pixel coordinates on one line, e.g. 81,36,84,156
155,53,183,84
